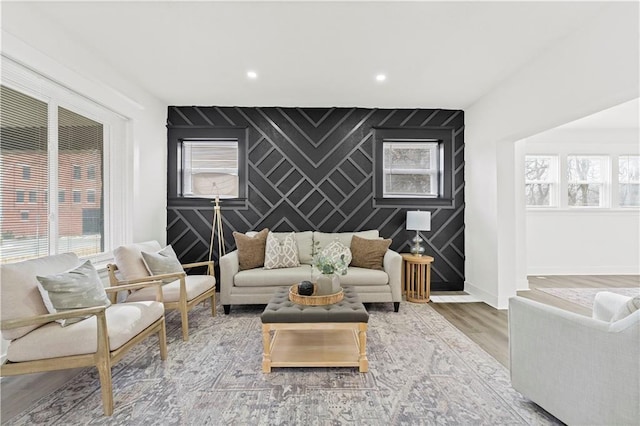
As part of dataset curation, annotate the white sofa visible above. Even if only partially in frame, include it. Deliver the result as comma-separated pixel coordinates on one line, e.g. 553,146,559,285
220,230,402,314
509,293,639,425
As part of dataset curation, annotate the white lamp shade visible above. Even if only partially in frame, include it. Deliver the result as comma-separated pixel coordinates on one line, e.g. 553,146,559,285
406,211,431,231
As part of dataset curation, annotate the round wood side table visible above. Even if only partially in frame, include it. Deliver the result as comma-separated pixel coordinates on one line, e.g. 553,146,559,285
401,253,434,303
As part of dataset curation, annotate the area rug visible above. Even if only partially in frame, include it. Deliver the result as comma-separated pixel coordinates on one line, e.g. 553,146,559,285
5,300,559,425
537,287,640,309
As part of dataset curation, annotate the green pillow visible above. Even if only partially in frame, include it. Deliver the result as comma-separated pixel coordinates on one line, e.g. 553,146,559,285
36,260,111,327
141,244,184,282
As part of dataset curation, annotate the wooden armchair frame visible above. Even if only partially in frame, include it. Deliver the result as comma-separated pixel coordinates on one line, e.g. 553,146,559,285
107,260,216,341
0,282,168,416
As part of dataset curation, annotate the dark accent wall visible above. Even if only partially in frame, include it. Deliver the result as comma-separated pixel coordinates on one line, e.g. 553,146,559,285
167,107,464,290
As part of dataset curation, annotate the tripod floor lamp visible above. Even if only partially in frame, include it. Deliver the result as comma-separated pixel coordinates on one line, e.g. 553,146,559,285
208,193,226,265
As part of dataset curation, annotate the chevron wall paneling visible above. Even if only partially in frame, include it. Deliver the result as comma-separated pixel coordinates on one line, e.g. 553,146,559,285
167,107,464,290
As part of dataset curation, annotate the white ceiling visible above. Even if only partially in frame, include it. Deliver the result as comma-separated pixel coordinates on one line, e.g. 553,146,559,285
2,0,615,110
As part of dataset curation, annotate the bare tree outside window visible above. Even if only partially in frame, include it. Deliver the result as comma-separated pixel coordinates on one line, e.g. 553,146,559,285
567,155,607,207
619,155,640,207
525,155,557,207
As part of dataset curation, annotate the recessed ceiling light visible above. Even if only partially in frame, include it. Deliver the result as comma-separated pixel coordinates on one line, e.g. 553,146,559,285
247,71,258,79
376,74,387,82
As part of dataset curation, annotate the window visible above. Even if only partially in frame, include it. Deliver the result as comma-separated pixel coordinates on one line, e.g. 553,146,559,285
382,142,439,198
619,155,639,207
87,165,96,180
373,128,455,208
182,140,239,198
1,76,113,263
87,189,96,203
567,155,608,207
167,127,248,207
525,155,558,207
73,165,81,180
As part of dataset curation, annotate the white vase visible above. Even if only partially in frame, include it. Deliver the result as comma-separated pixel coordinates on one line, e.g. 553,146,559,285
316,273,340,295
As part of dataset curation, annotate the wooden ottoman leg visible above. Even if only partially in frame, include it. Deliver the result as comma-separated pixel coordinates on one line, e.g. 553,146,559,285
358,323,368,373
262,324,272,373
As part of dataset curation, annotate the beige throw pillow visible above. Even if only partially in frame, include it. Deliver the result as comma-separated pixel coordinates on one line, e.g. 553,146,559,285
320,240,352,265
264,232,300,269
611,296,640,321
233,228,269,270
350,235,392,270
36,260,111,326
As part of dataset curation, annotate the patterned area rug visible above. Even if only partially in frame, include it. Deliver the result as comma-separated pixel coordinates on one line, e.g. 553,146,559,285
537,287,640,309
5,300,559,425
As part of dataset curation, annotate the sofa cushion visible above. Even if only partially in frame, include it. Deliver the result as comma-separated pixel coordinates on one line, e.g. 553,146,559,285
36,260,112,327
273,231,314,265
6,301,164,362
313,230,379,254
114,241,163,280
340,267,389,286
233,228,269,270
141,244,184,282
264,232,300,269
1,253,81,340
234,265,313,287
126,275,215,303
350,235,392,270
320,240,352,266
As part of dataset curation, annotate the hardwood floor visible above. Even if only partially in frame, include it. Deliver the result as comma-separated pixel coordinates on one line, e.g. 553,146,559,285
431,275,640,368
2,276,639,421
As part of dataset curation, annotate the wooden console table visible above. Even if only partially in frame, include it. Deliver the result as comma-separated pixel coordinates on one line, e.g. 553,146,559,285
401,253,434,303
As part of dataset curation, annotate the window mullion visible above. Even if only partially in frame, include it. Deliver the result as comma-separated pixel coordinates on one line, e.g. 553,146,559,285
47,102,58,255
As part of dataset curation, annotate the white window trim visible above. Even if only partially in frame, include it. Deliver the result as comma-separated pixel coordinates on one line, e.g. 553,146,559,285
566,154,610,209
525,154,559,208
182,139,240,199
2,56,130,262
382,141,439,198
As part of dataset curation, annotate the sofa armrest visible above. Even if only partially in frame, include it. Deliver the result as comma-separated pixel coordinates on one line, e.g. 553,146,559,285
383,250,402,302
592,291,632,321
219,250,240,305
508,296,640,425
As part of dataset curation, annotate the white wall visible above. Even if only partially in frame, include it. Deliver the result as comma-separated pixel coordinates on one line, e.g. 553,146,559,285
1,4,167,246
465,3,639,308
524,129,640,275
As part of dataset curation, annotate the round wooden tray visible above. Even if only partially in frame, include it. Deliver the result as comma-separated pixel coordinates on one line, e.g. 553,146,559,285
289,284,344,306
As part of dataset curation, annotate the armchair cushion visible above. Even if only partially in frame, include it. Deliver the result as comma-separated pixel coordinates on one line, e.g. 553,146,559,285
141,244,184,281
1,253,81,340
125,275,215,303
6,301,164,362
113,240,162,280
36,260,111,327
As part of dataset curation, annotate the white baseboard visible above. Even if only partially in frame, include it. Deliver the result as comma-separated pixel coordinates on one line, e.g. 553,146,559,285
527,266,640,275
464,281,503,309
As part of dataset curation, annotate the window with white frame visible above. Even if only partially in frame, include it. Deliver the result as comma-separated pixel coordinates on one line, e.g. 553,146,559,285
567,155,609,207
382,141,439,198
182,140,239,198
525,155,558,207
1,58,125,264
619,155,640,207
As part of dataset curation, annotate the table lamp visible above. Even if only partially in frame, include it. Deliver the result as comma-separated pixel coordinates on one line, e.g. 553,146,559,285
406,210,431,256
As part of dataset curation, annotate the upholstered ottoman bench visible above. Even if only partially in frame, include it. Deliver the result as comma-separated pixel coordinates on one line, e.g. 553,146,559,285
260,285,369,373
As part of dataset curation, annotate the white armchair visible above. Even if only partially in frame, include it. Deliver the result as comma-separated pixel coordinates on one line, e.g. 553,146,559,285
509,293,639,425
0,253,167,416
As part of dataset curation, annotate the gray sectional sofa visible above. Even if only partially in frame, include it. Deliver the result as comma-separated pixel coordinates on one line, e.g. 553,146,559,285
219,230,402,314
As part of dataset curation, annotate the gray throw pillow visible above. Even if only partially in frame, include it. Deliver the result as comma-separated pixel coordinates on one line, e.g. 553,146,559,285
141,245,184,282
36,260,111,327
